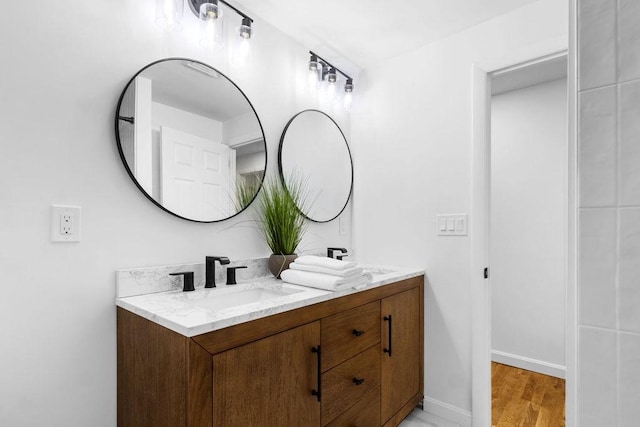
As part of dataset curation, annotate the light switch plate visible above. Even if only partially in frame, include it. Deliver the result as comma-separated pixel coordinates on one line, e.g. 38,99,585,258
436,213,468,236
51,205,81,242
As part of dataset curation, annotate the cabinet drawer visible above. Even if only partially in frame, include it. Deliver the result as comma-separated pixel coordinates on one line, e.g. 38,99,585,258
321,300,380,371
322,344,381,425
325,387,380,427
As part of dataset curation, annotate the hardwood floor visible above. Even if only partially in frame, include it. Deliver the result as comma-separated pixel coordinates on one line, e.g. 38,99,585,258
492,362,565,427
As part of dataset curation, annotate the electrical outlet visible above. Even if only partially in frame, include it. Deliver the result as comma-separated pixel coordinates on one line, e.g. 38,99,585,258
51,205,81,242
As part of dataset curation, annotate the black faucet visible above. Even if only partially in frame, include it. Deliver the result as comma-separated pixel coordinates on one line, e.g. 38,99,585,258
327,247,348,260
170,271,195,292
226,266,247,285
205,256,230,288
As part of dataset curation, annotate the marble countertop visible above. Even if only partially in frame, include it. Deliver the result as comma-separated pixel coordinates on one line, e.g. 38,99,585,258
115,264,424,337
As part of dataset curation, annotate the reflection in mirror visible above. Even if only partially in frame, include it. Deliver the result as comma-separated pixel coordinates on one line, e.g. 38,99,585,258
278,110,353,222
115,58,266,222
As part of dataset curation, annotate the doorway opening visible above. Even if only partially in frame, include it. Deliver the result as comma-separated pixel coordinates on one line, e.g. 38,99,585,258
488,53,568,426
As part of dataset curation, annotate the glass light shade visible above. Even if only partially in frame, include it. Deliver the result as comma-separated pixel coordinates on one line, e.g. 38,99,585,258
199,14,224,50
344,79,354,93
155,0,184,31
199,2,221,21
328,68,337,83
309,54,319,71
238,18,252,39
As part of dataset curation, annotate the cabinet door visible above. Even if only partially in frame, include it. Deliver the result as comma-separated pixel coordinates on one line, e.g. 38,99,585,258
381,287,421,422
213,321,321,427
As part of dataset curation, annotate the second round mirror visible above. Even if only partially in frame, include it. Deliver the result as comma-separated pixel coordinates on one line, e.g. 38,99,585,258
278,110,353,222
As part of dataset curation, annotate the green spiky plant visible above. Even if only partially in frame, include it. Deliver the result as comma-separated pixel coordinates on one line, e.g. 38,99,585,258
256,175,309,255
233,172,263,213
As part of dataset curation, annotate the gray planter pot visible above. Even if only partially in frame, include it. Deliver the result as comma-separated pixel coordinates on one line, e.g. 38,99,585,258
268,254,298,279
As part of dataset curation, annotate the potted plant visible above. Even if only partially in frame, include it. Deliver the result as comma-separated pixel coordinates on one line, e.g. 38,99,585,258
256,175,309,278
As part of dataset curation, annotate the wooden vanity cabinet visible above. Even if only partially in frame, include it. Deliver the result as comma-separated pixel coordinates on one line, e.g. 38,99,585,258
212,322,321,426
117,275,423,427
381,287,422,425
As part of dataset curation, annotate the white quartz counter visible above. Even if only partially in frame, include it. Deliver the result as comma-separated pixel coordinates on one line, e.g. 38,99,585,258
116,265,423,337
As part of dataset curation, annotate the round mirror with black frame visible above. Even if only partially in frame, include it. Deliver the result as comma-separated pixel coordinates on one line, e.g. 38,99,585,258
115,58,267,223
278,109,353,223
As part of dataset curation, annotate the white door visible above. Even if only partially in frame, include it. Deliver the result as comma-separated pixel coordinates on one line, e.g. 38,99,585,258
160,126,235,221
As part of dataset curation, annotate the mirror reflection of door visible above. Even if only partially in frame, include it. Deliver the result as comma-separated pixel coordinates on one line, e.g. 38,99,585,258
160,126,235,222
115,59,266,222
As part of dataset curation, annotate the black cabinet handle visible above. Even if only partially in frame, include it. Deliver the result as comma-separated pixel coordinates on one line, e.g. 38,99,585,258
352,329,365,337
311,346,321,402
383,315,392,356
352,377,365,386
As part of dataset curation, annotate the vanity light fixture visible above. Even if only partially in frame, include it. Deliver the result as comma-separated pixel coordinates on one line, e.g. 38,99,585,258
307,51,355,110
188,0,254,40
308,51,353,92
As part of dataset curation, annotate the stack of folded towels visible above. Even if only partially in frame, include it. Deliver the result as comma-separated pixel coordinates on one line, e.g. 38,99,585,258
280,255,373,292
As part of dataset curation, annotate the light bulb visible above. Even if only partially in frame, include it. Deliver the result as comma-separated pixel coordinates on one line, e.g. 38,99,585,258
199,4,224,50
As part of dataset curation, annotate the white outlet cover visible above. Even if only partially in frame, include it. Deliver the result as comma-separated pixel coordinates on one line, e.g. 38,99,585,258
51,205,81,242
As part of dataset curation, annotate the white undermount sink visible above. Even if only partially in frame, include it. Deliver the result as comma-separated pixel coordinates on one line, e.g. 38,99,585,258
193,286,305,312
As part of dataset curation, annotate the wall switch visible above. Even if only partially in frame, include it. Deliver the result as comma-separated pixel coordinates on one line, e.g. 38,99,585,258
436,213,468,236
51,205,81,242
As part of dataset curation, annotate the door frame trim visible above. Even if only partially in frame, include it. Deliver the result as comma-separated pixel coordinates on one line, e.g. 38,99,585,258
469,42,577,426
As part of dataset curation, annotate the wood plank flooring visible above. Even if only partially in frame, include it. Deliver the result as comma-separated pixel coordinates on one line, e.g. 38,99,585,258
492,362,565,427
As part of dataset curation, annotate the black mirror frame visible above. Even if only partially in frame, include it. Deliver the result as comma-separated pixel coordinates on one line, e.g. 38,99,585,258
278,109,354,223
114,57,267,223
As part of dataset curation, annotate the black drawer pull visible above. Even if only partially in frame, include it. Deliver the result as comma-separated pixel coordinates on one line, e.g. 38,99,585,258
311,346,321,402
352,329,365,337
352,377,365,386
383,315,392,356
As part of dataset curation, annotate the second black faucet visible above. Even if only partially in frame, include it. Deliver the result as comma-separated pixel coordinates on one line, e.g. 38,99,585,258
205,256,230,288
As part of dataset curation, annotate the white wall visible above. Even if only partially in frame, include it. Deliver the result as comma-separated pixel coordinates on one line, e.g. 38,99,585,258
490,78,567,376
577,0,640,425
351,0,567,422
0,1,351,425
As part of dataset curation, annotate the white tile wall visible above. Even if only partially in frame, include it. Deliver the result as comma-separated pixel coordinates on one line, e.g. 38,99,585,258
578,327,617,427
619,81,640,206
578,0,616,90
618,332,640,426
578,1,640,425
578,208,617,328
578,87,617,207
617,0,640,82
618,208,640,333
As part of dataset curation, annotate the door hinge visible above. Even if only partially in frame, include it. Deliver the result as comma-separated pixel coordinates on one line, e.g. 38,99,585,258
484,267,489,279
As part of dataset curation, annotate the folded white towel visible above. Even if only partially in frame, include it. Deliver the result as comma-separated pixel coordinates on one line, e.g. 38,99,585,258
294,255,356,271
289,262,364,278
280,269,373,292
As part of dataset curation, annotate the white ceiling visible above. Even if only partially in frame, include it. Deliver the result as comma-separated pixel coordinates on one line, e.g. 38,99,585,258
235,0,541,75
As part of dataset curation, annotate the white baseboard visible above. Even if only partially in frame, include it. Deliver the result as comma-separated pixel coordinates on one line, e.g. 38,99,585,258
423,396,472,426
491,350,566,379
